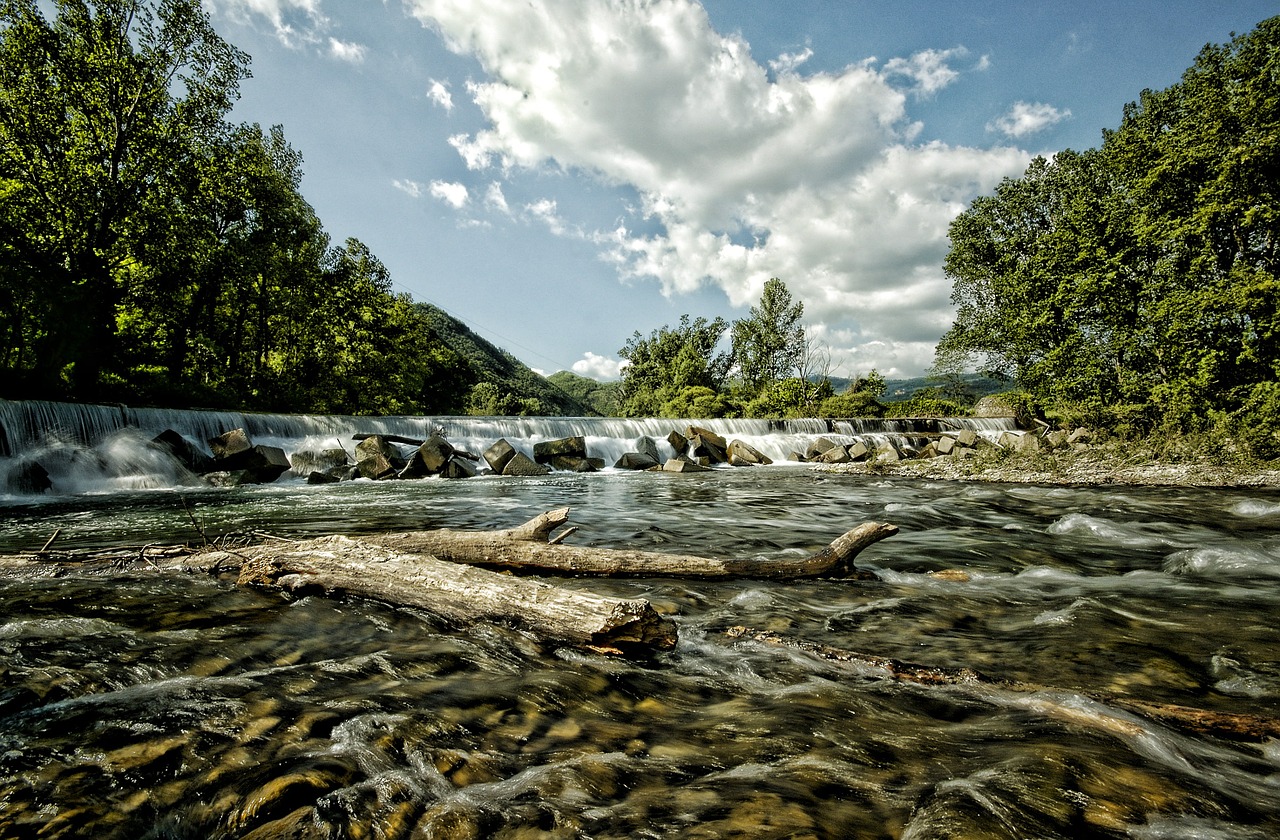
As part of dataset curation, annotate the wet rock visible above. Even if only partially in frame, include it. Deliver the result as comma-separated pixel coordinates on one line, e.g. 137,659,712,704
503,452,551,476
306,471,340,485
9,460,52,493
151,429,213,473
847,441,870,462
820,445,852,464
935,436,957,456
875,445,901,463
549,455,600,472
534,436,587,464
209,428,252,461
442,457,478,479
727,440,772,466
666,429,688,456
614,452,659,470
356,452,397,480
805,437,840,460
659,458,711,473
418,434,455,473
634,436,661,463
289,449,348,478
483,438,518,473
203,470,256,487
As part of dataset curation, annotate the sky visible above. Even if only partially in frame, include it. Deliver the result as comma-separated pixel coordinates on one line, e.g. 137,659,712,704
200,0,1276,381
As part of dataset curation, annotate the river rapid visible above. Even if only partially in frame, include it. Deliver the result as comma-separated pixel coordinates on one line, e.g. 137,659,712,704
1,409,1279,837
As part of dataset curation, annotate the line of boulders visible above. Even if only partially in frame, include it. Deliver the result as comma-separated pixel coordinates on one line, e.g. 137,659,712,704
612,425,773,473
796,425,1094,466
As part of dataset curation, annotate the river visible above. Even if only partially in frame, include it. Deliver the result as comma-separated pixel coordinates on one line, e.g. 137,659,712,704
1,403,1278,838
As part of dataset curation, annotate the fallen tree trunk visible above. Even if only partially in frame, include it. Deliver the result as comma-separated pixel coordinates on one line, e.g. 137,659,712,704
185,535,677,655
366,508,898,579
726,626,1280,744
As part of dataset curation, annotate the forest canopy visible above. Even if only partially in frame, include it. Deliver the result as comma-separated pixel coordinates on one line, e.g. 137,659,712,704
934,16,1280,455
0,0,471,413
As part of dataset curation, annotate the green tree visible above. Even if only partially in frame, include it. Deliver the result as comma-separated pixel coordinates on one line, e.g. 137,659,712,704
0,0,249,398
617,315,731,416
731,277,805,396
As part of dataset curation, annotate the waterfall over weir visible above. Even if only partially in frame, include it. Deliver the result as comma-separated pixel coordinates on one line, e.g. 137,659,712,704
0,399,1017,496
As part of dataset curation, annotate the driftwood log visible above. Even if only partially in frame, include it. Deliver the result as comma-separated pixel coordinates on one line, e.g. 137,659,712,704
366,507,898,579
726,627,1280,744
187,535,678,655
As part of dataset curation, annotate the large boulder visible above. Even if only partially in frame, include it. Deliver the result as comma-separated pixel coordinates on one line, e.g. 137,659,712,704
634,436,662,463
442,457,478,479
208,428,252,462
614,452,659,470
534,436,587,464
9,460,51,493
688,433,727,464
290,448,349,478
727,440,772,466
549,455,602,472
483,439,518,473
419,434,455,472
659,458,711,473
685,426,727,452
151,430,213,474
666,429,688,457
805,437,840,461
503,452,552,476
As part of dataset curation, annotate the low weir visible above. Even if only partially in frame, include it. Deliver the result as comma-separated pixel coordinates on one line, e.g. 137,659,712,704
0,399,1017,496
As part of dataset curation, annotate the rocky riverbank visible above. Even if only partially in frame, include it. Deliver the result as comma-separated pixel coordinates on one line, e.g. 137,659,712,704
814,440,1280,488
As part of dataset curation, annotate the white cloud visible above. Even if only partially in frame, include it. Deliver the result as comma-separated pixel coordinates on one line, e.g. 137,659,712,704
392,178,425,198
427,79,454,111
882,47,967,98
769,47,813,76
328,37,367,63
485,182,511,215
429,180,469,208
404,0,1029,375
572,352,626,380
987,101,1072,138
206,0,328,47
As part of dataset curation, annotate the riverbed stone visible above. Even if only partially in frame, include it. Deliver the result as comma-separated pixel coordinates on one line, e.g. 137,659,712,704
660,458,711,473
503,452,551,476
614,452,659,470
820,445,852,464
10,460,52,493
635,436,661,463
685,426,727,452
419,434,455,472
688,433,727,464
152,429,213,473
667,429,688,456
727,439,772,466
442,456,477,479
534,436,587,464
356,451,397,480
483,438,518,473
209,428,252,461
805,437,839,460
935,436,956,456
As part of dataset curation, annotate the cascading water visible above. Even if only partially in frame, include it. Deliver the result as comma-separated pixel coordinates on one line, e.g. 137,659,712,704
5,399,1274,838
0,399,1017,496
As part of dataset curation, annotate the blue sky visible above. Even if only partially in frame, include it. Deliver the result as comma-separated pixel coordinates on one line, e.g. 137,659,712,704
204,0,1276,380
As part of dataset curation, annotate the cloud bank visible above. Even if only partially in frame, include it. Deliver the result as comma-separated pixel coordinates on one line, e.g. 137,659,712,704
402,0,1033,375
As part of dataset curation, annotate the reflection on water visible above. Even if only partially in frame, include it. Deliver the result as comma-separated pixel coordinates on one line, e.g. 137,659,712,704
2,469,1280,838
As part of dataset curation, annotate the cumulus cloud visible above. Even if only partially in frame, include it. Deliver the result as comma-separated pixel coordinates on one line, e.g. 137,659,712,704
484,182,511,215
328,37,366,63
404,0,1029,374
525,199,569,236
392,178,425,198
987,101,1072,138
427,79,455,111
429,180,469,208
208,0,366,60
572,352,626,380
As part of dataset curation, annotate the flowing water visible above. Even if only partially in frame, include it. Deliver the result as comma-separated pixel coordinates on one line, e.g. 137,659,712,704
1,402,1278,838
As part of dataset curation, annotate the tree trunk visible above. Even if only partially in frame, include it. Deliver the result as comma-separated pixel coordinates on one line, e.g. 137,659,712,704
186,535,677,655
365,508,898,579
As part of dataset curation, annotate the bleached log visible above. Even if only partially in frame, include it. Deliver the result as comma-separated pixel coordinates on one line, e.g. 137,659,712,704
183,536,677,655
366,510,898,579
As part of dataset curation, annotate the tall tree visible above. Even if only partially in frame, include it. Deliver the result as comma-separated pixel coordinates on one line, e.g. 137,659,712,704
617,315,730,416
0,0,249,398
731,277,805,396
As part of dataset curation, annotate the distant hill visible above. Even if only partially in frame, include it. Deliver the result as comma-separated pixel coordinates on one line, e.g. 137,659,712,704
417,303,594,416
546,371,623,417
815,373,1009,404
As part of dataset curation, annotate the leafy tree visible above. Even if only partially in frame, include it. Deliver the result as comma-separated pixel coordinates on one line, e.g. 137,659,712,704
934,16,1280,449
0,0,249,398
617,314,731,416
731,277,805,395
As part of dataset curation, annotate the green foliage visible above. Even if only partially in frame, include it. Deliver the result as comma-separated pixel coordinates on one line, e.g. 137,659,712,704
935,16,1280,457
545,370,620,416
465,382,544,416
658,385,738,419
731,277,805,396
883,391,969,418
0,0,475,414
617,314,730,417
816,388,886,419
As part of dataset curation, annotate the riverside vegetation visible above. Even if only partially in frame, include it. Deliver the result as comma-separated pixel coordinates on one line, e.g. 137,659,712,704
2,3,1278,483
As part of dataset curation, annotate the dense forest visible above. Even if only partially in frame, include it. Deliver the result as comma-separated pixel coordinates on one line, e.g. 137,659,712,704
935,17,1280,456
